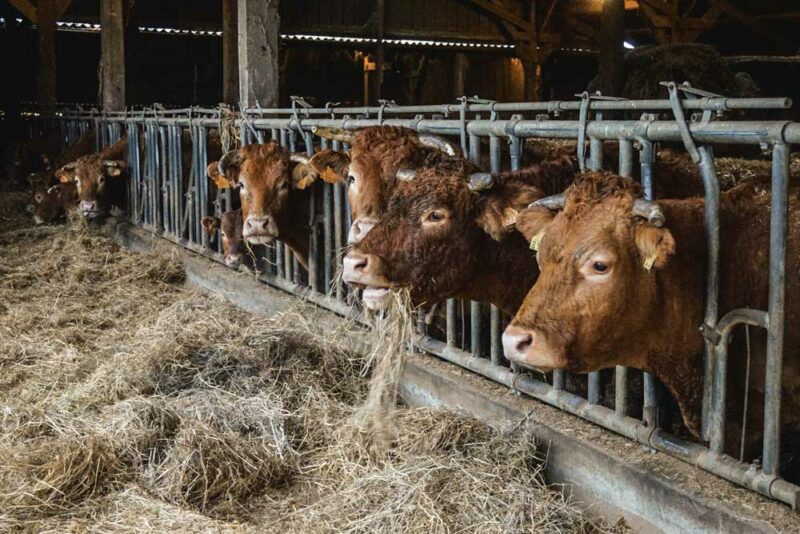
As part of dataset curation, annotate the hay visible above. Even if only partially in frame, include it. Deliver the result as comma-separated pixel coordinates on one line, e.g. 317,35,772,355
0,190,626,532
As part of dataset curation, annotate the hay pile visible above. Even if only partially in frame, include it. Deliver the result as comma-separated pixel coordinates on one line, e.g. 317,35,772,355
0,191,626,533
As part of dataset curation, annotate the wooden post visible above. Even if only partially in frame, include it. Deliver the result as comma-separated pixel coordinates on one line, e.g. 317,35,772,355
453,52,469,99
37,0,57,112
222,0,239,105
599,0,626,97
238,0,280,108
100,0,126,111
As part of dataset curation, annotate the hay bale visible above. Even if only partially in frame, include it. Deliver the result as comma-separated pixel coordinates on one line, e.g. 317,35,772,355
588,43,758,99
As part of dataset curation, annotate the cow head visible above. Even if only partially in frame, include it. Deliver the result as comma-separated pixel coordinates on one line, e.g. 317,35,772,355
502,172,675,373
29,183,76,225
202,209,245,269
343,160,543,310
55,157,125,219
310,126,460,244
206,143,316,249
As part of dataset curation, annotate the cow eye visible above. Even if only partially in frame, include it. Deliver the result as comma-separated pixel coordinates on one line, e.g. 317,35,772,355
425,210,447,223
220,231,226,237
97,176,105,185
592,261,609,274
280,181,289,191
347,174,356,186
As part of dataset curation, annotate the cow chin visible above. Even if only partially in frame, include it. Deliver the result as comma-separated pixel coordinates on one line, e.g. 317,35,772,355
244,235,275,245
362,287,392,310
82,210,104,220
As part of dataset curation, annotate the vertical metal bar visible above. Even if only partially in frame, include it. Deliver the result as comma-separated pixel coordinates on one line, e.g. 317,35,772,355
306,131,320,293
470,301,482,358
319,136,333,293
587,133,602,404
446,299,457,346
489,134,502,366
199,127,210,248
763,142,789,476
616,138,634,416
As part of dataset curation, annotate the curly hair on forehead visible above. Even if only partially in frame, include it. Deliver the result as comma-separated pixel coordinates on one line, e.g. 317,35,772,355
563,171,642,217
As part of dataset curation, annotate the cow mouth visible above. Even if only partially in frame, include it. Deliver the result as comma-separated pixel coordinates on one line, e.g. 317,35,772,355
244,234,276,245
82,210,104,220
361,286,392,310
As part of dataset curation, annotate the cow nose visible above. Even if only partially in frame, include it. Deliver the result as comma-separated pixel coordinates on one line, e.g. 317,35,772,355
244,215,276,235
225,254,242,268
502,325,534,363
79,200,97,214
342,251,373,284
347,217,376,245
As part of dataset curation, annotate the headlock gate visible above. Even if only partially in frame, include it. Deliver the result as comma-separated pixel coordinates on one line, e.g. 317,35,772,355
33,89,800,508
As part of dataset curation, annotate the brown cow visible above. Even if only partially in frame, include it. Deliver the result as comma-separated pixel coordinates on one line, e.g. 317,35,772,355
206,143,321,268
202,209,246,269
342,156,576,312
308,126,460,244
27,182,79,225
55,136,128,219
502,172,800,452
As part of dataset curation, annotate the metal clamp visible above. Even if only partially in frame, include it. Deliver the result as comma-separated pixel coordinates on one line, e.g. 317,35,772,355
377,99,396,124
666,82,702,163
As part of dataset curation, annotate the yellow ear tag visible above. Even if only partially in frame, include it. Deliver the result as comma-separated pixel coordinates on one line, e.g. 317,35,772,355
643,253,657,271
502,207,519,228
529,230,545,252
320,166,340,184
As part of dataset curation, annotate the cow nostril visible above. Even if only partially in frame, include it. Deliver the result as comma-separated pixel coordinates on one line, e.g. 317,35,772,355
515,332,533,354
354,255,369,273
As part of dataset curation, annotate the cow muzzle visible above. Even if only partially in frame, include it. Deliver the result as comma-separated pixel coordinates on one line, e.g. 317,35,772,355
347,217,377,245
225,253,242,269
502,324,565,371
342,251,393,310
79,200,102,219
243,215,278,245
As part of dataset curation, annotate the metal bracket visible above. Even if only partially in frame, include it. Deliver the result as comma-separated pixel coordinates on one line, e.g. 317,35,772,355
377,99,396,124
666,82,701,163
698,322,721,345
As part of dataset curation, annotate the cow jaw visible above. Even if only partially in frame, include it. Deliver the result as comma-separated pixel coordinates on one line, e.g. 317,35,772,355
362,287,391,310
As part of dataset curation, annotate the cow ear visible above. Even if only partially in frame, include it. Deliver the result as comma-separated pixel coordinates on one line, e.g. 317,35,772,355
103,160,125,177
56,165,76,183
474,181,544,241
207,161,237,189
291,163,317,190
634,223,675,271
307,149,350,184
515,206,556,244
202,215,220,236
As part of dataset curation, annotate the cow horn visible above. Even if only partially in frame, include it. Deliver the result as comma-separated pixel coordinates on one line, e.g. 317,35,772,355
290,153,310,165
467,172,494,192
530,193,565,210
312,127,353,143
218,149,241,176
632,199,666,227
417,134,459,156
396,169,416,181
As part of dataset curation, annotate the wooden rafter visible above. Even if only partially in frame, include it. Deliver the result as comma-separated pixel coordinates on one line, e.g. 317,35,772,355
461,0,534,34
7,0,37,23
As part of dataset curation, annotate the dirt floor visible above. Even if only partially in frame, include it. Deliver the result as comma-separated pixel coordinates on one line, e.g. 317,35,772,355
0,191,629,533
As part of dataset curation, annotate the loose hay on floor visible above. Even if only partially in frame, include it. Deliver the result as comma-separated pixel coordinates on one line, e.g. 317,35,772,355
0,191,626,533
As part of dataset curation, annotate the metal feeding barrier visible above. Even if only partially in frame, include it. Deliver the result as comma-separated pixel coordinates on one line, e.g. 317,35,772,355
35,87,800,508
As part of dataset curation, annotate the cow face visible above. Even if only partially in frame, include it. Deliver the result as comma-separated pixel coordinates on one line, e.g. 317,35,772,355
29,182,78,225
207,144,316,247
343,162,542,310
203,209,245,269
310,126,459,245
502,172,675,373
56,157,125,219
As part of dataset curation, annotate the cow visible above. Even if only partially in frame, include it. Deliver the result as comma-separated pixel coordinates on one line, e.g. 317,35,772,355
55,136,129,219
27,182,79,225
307,126,461,245
202,209,246,269
206,143,323,269
342,156,576,312
501,171,800,456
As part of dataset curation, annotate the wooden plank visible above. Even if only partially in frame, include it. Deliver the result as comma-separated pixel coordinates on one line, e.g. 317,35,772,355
238,0,280,108
37,0,57,111
7,0,37,23
460,0,534,33
100,0,126,111
222,0,238,105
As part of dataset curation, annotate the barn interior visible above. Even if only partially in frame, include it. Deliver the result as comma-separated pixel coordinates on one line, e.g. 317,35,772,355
1,1,800,532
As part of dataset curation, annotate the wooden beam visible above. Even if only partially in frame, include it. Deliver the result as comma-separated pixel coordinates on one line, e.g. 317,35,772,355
367,0,385,105
37,0,57,112
7,0,37,23
563,13,600,43
453,52,469,99
55,0,73,18
598,0,625,97
461,0,534,33
100,0,126,111
222,0,238,105
238,0,280,108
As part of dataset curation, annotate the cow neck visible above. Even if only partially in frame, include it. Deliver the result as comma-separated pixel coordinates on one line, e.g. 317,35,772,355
278,189,312,269
457,231,538,315
639,199,708,436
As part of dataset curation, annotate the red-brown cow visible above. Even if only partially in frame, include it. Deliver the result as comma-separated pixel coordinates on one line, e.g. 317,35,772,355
27,182,79,225
206,143,321,268
202,209,246,269
55,136,128,219
307,126,460,244
342,156,576,312
502,172,800,451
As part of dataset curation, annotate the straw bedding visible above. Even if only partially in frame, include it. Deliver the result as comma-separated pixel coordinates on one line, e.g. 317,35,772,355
0,190,626,533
